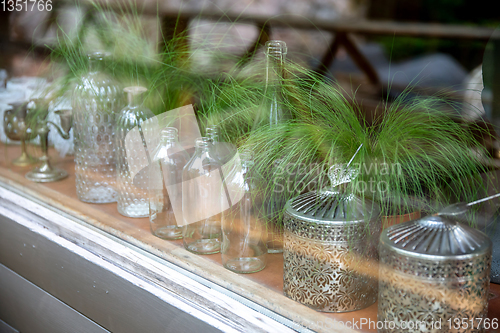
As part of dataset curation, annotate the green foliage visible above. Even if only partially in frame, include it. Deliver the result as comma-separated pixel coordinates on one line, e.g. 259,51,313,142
240,64,489,222
42,1,491,227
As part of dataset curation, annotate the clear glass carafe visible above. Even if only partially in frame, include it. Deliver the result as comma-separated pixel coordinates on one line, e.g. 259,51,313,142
221,151,267,273
182,137,222,254
116,86,154,217
149,127,189,239
72,52,122,203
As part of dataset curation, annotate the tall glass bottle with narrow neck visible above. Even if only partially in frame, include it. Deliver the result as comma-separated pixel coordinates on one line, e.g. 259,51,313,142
115,86,154,217
182,137,222,254
256,41,291,253
221,151,267,273
72,52,122,203
149,127,189,239
253,40,290,130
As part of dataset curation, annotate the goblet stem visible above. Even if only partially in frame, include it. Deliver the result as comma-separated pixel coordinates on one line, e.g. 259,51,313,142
38,125,51,171
25,123,68,183
9,118,36,167
11,137,36,167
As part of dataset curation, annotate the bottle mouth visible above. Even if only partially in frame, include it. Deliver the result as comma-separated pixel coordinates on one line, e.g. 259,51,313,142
239,150,254,167
124,86,147,95
205,125,219,139
87,51,110,61
195,136,212,148
239,149,253,160
265,40,287,56
160,127,178,140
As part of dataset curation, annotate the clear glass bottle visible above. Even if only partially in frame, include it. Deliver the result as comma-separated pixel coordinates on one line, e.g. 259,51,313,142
116,86,154,217
253,40,291,130
221,151,267,273
149,127,189,239
72,52,122,203
206,125,231,164
264,159,287,253
182,137,222,254
254,40,291,253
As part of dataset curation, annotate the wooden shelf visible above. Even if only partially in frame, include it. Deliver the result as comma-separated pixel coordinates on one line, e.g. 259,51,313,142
1,142,499,332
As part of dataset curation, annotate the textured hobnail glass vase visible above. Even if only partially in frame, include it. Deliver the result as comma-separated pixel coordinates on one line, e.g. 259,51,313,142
72,52,122,203
149,127,189,239
116,86,154,217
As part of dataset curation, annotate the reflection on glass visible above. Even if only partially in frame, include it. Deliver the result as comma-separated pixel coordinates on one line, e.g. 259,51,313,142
221,151,267,273
149,127,189,239
182,137,222,254
116,86,154,217
72,52,122,203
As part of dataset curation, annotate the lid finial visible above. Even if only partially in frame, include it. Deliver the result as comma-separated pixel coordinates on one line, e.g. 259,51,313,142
328,143,363,188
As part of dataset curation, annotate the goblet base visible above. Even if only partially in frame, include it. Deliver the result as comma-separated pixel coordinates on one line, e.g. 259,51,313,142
26,166,68,182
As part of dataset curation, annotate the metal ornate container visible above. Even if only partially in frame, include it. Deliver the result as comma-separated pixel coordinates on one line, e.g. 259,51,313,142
283,186,381,312
378,214,492,333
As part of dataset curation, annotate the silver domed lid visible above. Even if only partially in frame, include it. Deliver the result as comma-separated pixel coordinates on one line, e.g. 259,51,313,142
285,163,379,223
285,188,380,224
380,214,492,258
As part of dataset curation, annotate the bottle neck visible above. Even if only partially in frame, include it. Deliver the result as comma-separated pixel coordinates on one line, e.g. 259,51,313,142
160,135,178,147
240,152,254,174
208,134,219,143
265,41,287,88
241,159,254,174
160,128,178,147
88,57,103,73
265,41,288,127
206,126,219,143
194,137,212,154
127,92,144,107
124,86,147,108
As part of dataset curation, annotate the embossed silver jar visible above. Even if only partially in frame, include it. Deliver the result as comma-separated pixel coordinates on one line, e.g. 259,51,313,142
72,52,122,203
378,215,492,333
283,186,381,312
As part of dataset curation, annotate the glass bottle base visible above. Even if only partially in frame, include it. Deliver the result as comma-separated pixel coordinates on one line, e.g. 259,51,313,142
152,226,183,240
223,257,266,273
77,186,117,204
267,228,284,253
266,239,284,253
184,239,220,254
118,203,149,218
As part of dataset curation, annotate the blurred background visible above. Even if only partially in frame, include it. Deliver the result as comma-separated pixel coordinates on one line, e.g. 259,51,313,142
1,0,499,114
